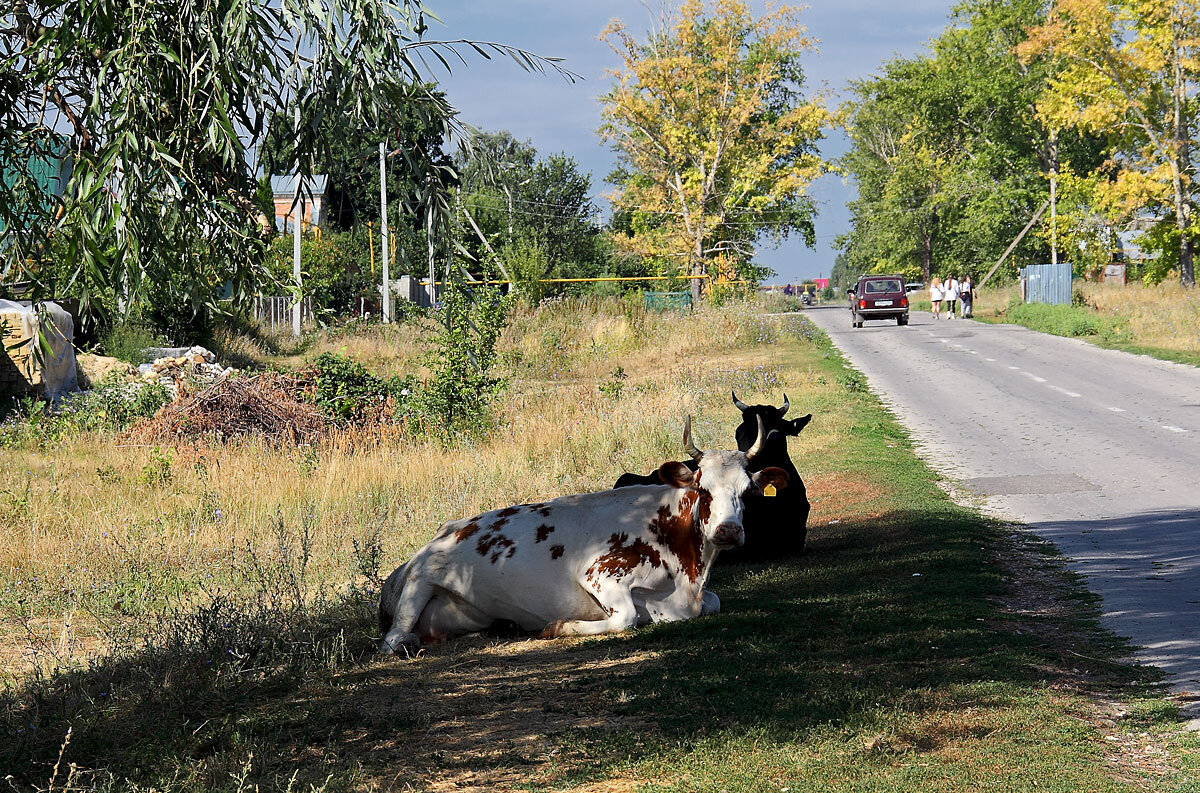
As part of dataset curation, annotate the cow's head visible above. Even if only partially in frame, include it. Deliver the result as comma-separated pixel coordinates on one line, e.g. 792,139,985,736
656,415,789,549
731,392,812,458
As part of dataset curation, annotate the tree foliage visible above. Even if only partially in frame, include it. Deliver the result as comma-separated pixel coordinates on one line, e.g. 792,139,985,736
0,0,573,328
454,130,602,291
599,0,830,298
1018,0,1200,286
840,0,1107,284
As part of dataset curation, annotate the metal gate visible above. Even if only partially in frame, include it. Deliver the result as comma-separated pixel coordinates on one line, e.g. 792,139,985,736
1020,262,1072,305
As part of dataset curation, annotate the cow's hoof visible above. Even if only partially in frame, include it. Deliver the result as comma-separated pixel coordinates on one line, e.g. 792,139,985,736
540,620,566,639
379,632,422,657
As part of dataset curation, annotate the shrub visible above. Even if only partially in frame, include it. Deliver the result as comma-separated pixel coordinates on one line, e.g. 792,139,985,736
417,277,509,436
309,352,413,423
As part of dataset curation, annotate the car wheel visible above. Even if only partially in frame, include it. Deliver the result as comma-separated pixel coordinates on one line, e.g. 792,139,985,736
898,316,908,326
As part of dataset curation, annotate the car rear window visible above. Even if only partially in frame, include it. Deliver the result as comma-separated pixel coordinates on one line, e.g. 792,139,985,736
864,279,902,294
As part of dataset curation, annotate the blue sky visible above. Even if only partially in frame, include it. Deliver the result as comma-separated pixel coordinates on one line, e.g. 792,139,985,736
431,2,954,283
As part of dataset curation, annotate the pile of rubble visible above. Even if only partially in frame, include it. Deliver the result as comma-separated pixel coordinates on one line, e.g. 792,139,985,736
137,346,235,398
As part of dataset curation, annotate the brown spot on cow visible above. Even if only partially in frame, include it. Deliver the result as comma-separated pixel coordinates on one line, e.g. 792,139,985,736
648,491,703,582
453,522,482,543
549,544,565,559
476,528,515,564
497,507,521,518
586,532,663,588
535,524,555,543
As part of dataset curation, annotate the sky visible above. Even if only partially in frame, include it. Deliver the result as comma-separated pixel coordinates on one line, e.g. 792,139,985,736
428,1,956,284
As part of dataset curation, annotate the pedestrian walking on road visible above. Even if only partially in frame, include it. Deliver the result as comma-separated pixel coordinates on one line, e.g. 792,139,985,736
929,277,943,319
960,275,973,318
943,275,960,319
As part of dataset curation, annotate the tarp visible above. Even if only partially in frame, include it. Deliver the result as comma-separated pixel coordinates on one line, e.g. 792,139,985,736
0,300,79,399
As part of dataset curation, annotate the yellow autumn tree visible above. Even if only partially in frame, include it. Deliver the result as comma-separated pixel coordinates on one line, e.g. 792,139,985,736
600,0,830,299
1019,0,1200,286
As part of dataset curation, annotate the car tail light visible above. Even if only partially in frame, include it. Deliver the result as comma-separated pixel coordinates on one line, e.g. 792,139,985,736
901,296,908,307
859,299,866,308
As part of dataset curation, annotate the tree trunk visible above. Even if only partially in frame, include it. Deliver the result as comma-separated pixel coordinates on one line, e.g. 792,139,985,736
921,232,932,282
1172,18,1196,287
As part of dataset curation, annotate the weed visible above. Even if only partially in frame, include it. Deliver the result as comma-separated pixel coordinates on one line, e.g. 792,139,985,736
100,323,164,365
138,446,174,487
598,366,628,399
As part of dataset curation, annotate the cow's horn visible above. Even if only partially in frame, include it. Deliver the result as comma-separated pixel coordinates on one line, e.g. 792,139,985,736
778,393,790,415
745,415,767,462
731,391,750,412
683,416,703,461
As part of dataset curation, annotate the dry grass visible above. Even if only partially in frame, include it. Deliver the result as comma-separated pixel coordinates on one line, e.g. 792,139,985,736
0,298,852,668
1079,280,1200,355
972,281,1200,357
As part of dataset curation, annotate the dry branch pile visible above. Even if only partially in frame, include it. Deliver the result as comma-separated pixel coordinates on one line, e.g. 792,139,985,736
127,372,327,443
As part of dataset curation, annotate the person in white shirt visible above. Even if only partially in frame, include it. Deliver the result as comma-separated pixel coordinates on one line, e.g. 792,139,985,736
960,275,973,318
942,276,960,319
929,277,943,319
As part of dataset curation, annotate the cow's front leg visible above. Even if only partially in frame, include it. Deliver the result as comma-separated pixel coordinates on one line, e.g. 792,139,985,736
541,581,638,638
700,590,721,616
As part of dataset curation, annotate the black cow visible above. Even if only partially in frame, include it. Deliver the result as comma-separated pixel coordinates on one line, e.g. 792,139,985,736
613,392,812,559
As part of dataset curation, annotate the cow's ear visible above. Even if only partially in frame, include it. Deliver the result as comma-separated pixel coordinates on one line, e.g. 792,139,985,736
790,414,813,434
658,461,696,488
752,467,789,494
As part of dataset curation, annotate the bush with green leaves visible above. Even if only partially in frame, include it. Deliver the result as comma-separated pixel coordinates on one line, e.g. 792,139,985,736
309,352,413,423
0,379,171,447
268,232,374,317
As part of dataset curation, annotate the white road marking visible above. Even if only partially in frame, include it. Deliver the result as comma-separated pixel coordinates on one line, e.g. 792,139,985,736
939,339,950,344
1163,425,1188,433
1021,372,1048,383
1108,407,1126,413
1009,365,1020,370
1048,385,1082,398
986,357,997,362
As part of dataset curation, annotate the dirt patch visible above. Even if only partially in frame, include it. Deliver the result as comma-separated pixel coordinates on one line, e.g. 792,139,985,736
806,470,890,524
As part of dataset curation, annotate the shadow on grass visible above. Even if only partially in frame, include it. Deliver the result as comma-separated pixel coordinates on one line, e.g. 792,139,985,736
1,504,1169,791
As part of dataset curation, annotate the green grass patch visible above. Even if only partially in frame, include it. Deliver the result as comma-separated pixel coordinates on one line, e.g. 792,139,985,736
973,300,1200,368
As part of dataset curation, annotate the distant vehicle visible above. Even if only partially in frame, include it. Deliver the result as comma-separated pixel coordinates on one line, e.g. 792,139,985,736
801,292,812,305
849,275,909,327
905,282,924,293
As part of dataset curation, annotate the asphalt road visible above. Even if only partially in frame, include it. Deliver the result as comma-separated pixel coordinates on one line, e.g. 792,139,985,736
802,303,1200,724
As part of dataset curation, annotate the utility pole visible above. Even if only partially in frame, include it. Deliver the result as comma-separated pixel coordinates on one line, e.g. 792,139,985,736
379,141,391,324
1050,129,1059,266
292,103,302,337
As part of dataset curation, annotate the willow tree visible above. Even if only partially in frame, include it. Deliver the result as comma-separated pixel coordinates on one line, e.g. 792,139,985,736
0,0,572,325
1019,0,1200,286
599,0,830,300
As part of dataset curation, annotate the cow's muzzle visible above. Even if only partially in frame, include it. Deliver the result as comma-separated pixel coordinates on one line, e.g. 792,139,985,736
712,523,745,548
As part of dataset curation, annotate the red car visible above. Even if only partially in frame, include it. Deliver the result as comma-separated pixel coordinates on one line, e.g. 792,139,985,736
849,275,909,327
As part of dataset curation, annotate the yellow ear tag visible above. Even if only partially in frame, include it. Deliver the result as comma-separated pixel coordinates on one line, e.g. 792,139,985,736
763,484,777,498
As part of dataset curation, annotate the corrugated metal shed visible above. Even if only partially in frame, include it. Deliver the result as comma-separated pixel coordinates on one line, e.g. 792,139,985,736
1020,262,1073,305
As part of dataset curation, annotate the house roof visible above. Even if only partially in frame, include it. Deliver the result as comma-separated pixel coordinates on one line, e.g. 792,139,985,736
270,174,329,199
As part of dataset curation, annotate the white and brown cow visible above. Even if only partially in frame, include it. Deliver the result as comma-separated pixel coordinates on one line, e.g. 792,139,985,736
378,416,790,655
